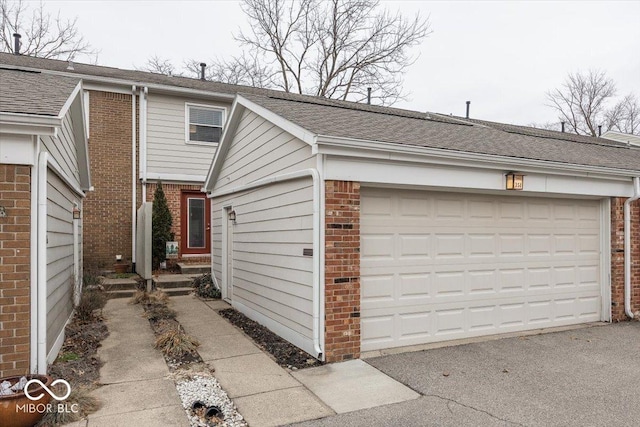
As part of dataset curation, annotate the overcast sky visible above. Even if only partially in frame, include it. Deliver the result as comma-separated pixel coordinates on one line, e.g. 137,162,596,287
46,0,640,127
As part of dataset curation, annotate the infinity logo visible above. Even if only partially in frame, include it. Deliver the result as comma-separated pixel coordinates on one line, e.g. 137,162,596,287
24,379,72,401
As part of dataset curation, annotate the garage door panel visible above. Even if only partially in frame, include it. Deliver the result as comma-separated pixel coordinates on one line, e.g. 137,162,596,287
361,188,603,352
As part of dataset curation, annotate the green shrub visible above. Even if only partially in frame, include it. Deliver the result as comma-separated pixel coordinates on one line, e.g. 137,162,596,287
192,273,221,299
152,182,174,270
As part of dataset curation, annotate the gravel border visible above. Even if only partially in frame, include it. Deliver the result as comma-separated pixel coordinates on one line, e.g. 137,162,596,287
174,372,247,427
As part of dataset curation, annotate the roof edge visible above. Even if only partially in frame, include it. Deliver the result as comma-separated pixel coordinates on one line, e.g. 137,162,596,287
316,134,640,179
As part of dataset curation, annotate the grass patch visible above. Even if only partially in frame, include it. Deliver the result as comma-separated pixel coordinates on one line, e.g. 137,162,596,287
56,352,80,363
155,328,200,357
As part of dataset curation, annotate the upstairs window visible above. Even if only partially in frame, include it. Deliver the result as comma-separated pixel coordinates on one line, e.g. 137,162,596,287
186,104,224,144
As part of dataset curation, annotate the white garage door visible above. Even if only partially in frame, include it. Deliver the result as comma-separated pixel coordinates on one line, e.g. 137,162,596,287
360,188,603,352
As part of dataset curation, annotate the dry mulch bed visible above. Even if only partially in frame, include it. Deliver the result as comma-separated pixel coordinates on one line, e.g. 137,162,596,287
218,308,323,370
143,304,204,370
48,302,108,387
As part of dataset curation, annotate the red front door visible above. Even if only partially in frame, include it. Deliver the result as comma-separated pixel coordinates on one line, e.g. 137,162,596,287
180,192,211,255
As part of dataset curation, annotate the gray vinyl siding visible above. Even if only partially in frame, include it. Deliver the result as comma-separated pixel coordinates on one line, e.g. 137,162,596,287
214,110,315,194
46,170,78,353
41,113,80,189
211,109,316,354
146,93,231,178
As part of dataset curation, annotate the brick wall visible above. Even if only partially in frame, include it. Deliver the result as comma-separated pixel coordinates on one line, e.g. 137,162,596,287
83,91,134,269
0,165,31,377
324,181,360,362
146,182,209,263
611,197,640,321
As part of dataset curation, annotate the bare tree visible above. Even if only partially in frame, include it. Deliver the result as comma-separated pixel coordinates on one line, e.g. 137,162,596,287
605,94,639,135
528,121,562,131
546,69,639,136
222,0,431,105
0,0,96,60
137,55,180,76
188,53,274,87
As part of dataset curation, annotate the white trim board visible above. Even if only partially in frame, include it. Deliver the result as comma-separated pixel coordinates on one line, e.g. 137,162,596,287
325,156,637,198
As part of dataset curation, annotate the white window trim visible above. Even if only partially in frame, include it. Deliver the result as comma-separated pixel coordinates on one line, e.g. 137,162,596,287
185,102,226,146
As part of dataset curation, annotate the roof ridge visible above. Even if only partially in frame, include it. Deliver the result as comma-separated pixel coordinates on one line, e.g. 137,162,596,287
441,114,634,150
245,92,473,127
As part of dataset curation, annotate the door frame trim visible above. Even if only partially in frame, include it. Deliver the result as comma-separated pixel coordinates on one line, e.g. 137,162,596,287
180,191,211,255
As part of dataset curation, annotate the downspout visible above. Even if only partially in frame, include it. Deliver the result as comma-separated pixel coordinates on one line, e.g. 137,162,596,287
139,87,148,203
73,202,80,306
29,137,40,373
624,176,640,318
310,169,322,359
209,169,323,359
132,85,137,270
37,151,48,374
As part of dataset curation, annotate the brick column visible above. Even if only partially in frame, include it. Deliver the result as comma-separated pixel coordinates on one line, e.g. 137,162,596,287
324,181,360,362
83,91,133,269
0,165,31,377
611,197,640,321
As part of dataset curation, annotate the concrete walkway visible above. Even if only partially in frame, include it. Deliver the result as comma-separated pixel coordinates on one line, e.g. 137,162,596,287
84,298,188,426
171,295,333,427
77,296,418,427
171,295,419,426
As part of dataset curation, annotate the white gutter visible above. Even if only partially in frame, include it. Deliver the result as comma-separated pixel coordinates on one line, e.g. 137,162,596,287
209,169,324,359
140,87,148,202
37,151,48,374
132,86,137,267
315,134,640,180
624,176,640,318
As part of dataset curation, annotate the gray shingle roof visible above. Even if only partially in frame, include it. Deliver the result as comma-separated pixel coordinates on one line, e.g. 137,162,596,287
0,67,80,116
0,52,265,98
242,93,640,173
3,52,639,173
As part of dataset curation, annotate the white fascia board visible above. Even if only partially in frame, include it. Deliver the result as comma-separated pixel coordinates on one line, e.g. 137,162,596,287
0,112,61,136
326,156,635,198
204,100,244,192
315,134,640,180
69,88,91,189
58,81,83,118
236,95,317,146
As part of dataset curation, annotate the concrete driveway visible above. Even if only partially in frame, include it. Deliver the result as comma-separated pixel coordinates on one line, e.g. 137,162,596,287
293,322,640,426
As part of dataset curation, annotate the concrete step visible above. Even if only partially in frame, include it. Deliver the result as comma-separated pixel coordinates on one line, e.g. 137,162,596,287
152,274,196,289
102,277,139,291
158,287,193,297
106,289,137,299
177,263,210,275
